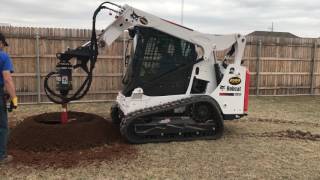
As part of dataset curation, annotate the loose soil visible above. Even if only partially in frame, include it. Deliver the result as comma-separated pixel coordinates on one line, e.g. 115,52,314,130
262,129,320,141
227,129,320,141
7,112,136,168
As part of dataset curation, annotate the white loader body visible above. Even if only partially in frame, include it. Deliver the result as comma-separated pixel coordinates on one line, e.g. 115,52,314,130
99,4,248,117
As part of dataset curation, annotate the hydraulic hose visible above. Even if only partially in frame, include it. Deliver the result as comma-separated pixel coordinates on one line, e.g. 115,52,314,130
44,2,121,104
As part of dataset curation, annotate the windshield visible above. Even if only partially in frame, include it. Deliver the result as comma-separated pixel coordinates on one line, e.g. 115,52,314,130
136,28,196,83
121,27,197,97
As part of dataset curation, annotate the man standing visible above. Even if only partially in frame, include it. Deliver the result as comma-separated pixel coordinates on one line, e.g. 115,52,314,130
0,32,18,164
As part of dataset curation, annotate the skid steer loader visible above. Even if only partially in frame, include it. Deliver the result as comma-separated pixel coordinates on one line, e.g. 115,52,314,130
44,2,250,143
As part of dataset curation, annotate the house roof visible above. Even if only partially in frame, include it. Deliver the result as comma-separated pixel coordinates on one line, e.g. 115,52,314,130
247,31,299,38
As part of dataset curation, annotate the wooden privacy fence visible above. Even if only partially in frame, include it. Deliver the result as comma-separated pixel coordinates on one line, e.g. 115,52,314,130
0,26,124,103
0,26,319,103
243,36,319,95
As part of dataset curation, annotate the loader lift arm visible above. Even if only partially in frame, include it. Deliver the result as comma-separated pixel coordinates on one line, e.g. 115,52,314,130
98,3,246,65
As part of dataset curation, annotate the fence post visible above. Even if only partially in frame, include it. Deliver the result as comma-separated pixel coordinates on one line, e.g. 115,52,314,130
35,31,41,103
256,40,262,95
310,40,317,94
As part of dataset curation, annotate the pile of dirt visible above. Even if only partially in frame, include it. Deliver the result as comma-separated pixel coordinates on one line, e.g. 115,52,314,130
8,112,136,168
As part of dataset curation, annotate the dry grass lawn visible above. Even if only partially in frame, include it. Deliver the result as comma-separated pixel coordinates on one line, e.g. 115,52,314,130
1,96,320,179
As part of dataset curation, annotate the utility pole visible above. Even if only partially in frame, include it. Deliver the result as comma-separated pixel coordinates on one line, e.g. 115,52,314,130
181,0,184,25
268,22,274,32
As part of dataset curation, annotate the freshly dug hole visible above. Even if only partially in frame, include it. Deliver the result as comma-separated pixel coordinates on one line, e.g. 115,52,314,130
8,112,123,152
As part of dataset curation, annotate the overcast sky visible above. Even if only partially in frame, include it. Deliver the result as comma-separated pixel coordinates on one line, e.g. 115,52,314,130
0,0,319,37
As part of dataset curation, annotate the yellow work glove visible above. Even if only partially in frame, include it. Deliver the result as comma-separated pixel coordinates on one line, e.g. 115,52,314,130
11,96,18,109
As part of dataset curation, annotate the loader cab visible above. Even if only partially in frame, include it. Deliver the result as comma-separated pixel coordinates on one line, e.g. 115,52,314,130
122,27,197,97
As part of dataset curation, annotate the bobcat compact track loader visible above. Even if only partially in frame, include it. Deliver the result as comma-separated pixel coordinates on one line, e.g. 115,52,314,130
44,2,250,143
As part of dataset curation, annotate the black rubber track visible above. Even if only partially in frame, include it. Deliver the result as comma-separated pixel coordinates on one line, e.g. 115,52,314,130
120,95,224,144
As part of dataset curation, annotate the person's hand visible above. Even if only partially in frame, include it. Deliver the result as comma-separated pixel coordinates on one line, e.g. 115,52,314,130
4,93,10,101
11,96,18,109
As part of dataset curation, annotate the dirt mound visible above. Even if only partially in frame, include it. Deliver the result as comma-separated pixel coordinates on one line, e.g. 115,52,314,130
7,112,136,168
9,112,120,152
